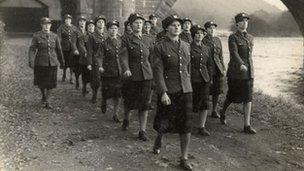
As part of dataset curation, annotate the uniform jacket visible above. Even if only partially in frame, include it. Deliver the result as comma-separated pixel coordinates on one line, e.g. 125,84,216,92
120,34,154,81
96,37,122,78
202,35,225,76
227,31,254,80
153,36,192,94
150,25,162,36
156,30,166,42
87,31,107,67
29,31,64,67
179,31,193,44
190,42,212,83
57,24,76,51
72,27,88,65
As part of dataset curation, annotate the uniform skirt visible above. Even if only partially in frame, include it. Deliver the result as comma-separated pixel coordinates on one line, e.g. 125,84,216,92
34,66,57,89
102,77,122,100
153,92,193,134
192,82,210,112
226,79,253,103
210,68,224,95
77,65,91,83
90,66,101,90
63,50,74,68
122,80,152,111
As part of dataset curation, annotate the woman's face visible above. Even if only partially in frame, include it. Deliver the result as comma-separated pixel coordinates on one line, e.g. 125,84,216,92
144,22,152,32
87,24,95,33
167,21,182,36
96,19,105,29
131,19,143,33
237,19,249,30
182,21,192,31
194,30,205,42
41,23,52,32
78,19,86,28
108,25,119,37
64,18,71,25
206,25,216,37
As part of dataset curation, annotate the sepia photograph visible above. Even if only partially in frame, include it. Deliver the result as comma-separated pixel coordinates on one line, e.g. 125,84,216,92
0,0,303,170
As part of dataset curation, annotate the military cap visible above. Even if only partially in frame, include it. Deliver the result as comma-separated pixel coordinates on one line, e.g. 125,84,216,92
182,18,192,24
128,13,145,24
235,12,250,23
95,15,106,24
78,15,87,21
106,20,120,29
63,14,72,20
149,14,157,20
144,20,152,25
86,19,95,25
204,21,217,29
190,25,206,38
162,15,183,29
40,17,52,24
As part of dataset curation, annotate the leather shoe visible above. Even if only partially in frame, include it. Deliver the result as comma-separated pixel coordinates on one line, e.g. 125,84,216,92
179,158,193,171
244,126,257,134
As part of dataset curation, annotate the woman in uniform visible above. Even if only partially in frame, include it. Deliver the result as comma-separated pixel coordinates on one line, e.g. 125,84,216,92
180,18,193,44
202,21,226,118
120,13,154,141
152,15,193,170
96,20,122,122
190,25,213,136
72,15,87,91
29,17,64,108
57,14,76,83
86,19,95,34
221,13,256,134
87,15,107,104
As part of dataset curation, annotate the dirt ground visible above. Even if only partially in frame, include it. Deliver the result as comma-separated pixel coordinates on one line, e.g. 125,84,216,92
0,38,304,170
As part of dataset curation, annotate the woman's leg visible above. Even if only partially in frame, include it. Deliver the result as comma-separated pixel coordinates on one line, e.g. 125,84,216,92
179,133,193,170
243,102,256,134
112,97,121,123
211,94,220,118
40,88,46,103
45,88,52,109
153,133,163,154
122,105,131,131
220,98,232,125
198,110,210,136
62,67,67,82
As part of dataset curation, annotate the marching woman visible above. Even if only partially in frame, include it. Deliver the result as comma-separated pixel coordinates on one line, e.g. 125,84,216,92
180,18,193,44
29,17,64,108
202,21,226,118
57,14,76,83
221,13,256,134
190,25,213,136
71,15,87,91
153,15,193,170
96,20,122,122
87,15,107,104
86,19,95,34
120,13,154,141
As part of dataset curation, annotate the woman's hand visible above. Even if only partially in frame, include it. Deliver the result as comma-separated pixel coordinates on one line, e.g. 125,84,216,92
240,64,248,72
124,70,132,77
87,65,92,71
99,67,104,73
161,92,171,106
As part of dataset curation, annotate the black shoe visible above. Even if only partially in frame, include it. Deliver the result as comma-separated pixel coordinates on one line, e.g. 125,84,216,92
91,94,97,104
211,111,220,118
75,83,79,90
44,102,52,109
82,88,87,97
198,127,210,136
101,101,107,114
220,110,227,125
244,126,257,134
113,115,121,123
153,136,162,154
122,119,129,131
179,158,193,171
138,131,149,141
